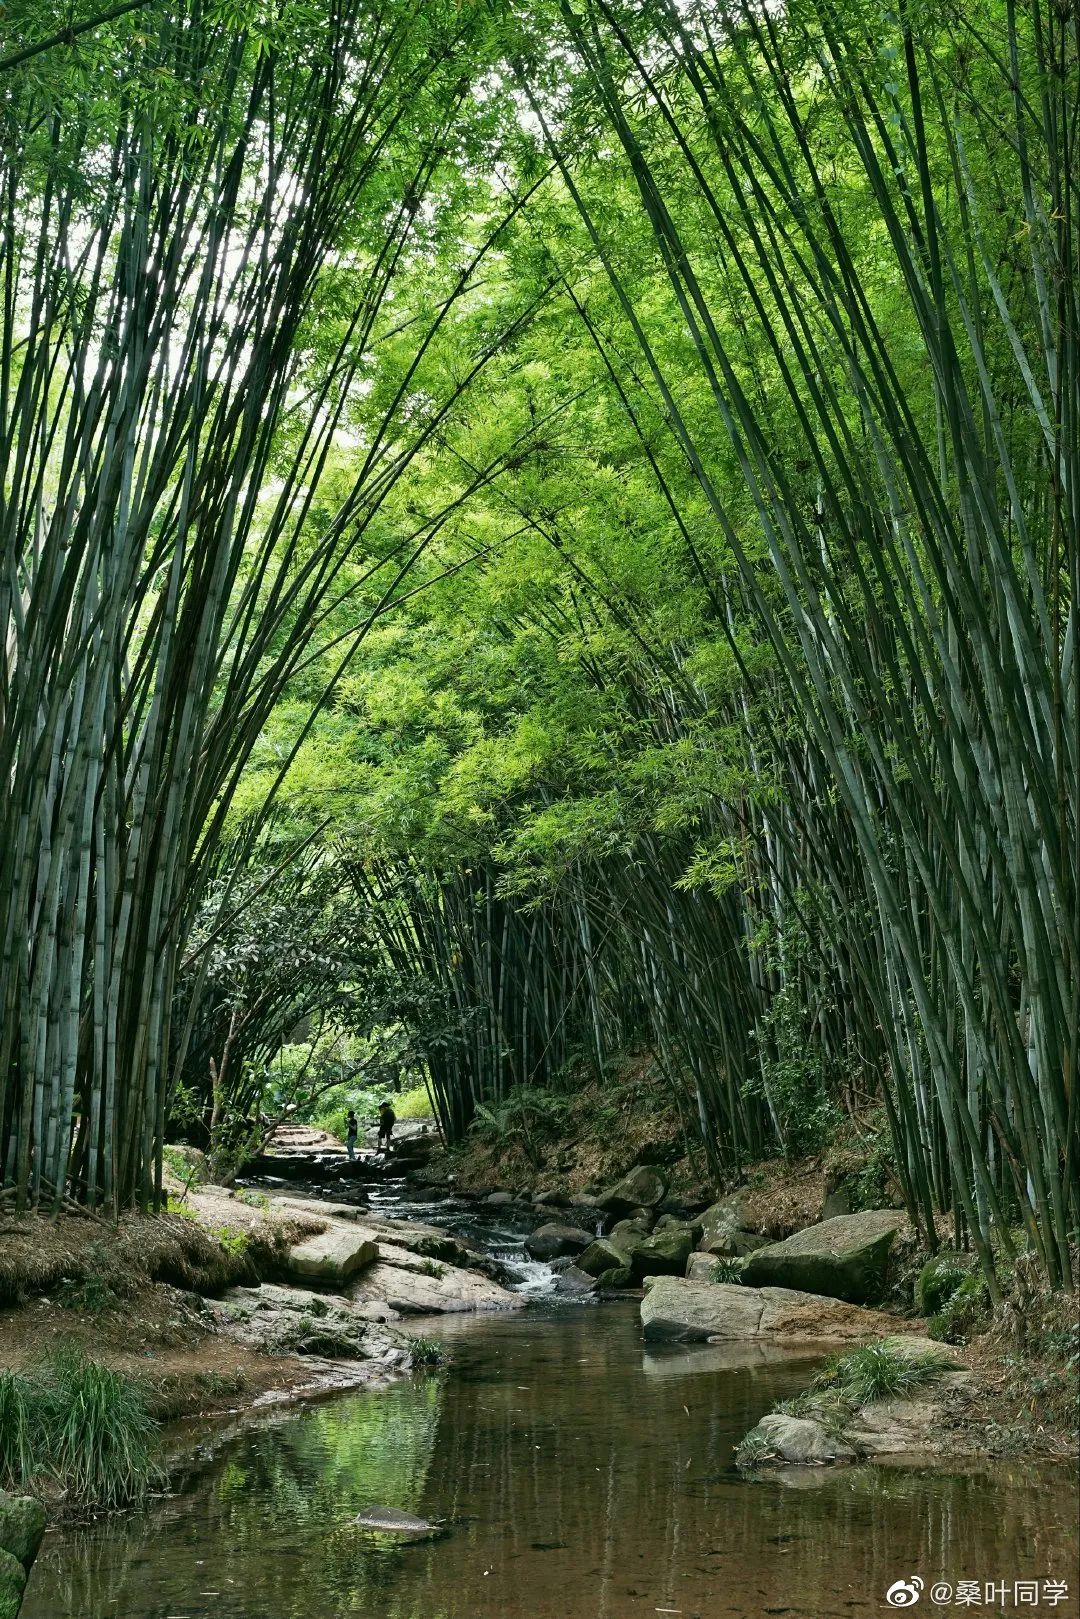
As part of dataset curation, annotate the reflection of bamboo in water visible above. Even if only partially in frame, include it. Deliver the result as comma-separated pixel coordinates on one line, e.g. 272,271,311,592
22,1324,1079,1618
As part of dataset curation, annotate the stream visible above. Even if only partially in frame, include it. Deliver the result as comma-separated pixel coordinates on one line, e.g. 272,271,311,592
22,1181,1080,1619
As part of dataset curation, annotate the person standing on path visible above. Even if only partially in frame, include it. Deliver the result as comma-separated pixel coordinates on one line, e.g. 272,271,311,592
377,1100,396,1152
345,1109,359,1161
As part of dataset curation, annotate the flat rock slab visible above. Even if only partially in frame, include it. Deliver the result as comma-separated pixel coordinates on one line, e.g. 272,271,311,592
640,1276,905,1343
276,1200,476,1268
287,1226,378,1284
351,1259,524,1315
742,1209,908,1305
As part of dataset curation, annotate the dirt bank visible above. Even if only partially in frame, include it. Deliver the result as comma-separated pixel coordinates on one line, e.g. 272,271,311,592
0,1192,401,1423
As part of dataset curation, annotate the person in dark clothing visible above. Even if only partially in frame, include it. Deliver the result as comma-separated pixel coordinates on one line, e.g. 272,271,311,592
377,1100,396,1151
345,1109,359,1161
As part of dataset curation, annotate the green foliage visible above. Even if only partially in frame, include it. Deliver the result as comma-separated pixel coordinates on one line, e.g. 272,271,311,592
418,1260,446,1280
234,1189,269,1211
710,1258,746,1285
733,1429,775,1470
928,1277,991,1345
209,1225,250,1258
406,1337,446,1369
394,1085,435,1122
162,1145,206,1187
916,1253,978,1318
56,1273,114,1317
0,1350,162,1507
812,1341,954,1405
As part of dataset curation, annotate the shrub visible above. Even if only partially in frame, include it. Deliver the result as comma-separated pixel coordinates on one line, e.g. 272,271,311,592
928,1275,990,1345
0,1349,162,1508
418,1259,445,1279
916,1252,977,1317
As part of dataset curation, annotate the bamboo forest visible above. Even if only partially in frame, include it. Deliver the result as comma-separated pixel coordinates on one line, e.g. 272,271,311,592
1,2,1077,1617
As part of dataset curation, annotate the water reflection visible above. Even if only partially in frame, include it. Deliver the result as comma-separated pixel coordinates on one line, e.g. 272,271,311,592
24,1303,1078,1619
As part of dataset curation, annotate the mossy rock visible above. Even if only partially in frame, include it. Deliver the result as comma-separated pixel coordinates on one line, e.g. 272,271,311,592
576,1237,632,1280
742,1210,906,1305
0,1549,26,1619
628,1225,694,1282
595,1263,633,1289
915,1251,979,1317
0,1496,45,1569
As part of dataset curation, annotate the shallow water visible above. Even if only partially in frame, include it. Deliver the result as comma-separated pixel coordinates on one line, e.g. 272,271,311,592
23,1302,1079,1619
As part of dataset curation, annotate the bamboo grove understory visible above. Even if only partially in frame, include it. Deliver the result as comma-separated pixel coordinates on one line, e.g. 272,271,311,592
2,0,1076,1290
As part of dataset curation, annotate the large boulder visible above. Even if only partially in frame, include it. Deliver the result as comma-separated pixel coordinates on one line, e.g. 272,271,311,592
609,1217,652,1247
576,1237,632,1281
655,1211,704,1244
524,1223,592,1262
554,1264,602,1295
595,1165,666,1216
0,1499,45,1571
749,1414,858,1465
351,1255,524,1314
0,1549,25,1619
642,1278,765,1341
741,1210,907,1304
0,1495,45,1619
287,1226,379,1285
696,1195,768,1258
213,1284,409,1365
627,1224,694,1282
639,1276,905,1343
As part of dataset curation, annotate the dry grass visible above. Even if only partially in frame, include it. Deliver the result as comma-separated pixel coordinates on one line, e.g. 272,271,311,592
0,1192,334,1430
0,1185,323,1309
738,1157,829,1237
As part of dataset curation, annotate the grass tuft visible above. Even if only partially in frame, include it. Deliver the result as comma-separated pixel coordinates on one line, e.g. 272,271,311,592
813,1339,953,1404
710,1257,746,1284
0,1347,162,1508
406,1336,446,1369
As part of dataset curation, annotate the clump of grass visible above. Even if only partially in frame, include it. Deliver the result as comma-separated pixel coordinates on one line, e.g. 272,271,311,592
193,1369,248,1397
418,1259,445,1279
710,1257,746,1284
406,1336,446,1368
0,1348,162,1508
734,1429,775,1470
813,1339,953,1404
772,1389,828,1420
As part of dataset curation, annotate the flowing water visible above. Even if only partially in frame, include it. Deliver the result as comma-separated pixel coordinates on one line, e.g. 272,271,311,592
21,1185,1079,1619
